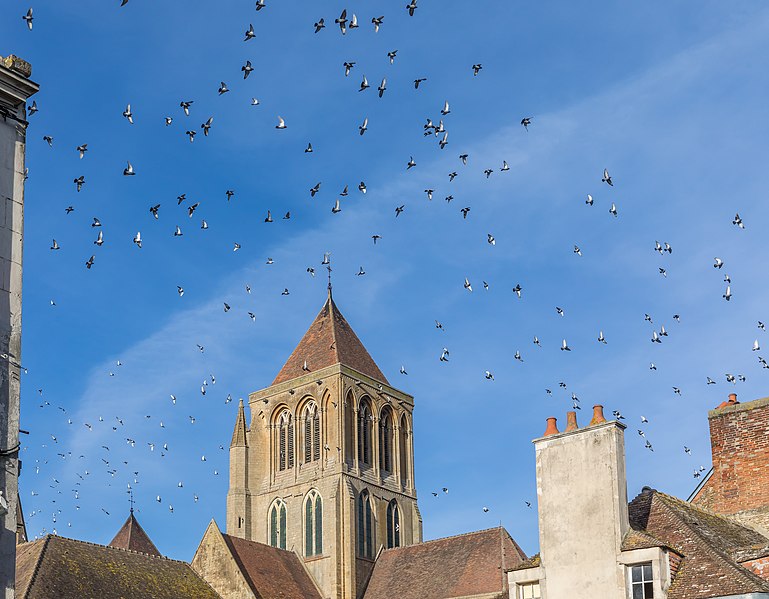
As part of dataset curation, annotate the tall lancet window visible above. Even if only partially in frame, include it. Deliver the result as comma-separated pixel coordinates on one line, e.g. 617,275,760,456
304,490,323,556
386,499,400,548
379,407,394,473
358,399,373,467
278,410,294,471
269,499,287,549
303,402,321,464
357,489,375,558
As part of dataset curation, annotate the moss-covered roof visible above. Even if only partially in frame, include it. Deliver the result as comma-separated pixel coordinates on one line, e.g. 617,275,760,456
16,535,221,599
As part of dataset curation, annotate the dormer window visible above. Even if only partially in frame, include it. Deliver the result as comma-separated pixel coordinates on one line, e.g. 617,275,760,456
517,581,541,599
629,563,654,598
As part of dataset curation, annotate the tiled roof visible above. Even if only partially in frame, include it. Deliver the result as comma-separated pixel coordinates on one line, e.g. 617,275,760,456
221,533,322,599
621,528,675,553
628,488,769,598
15,535,220,599
509,552,540,571
363,527,526,599
272,291,389,385
108,511,162,556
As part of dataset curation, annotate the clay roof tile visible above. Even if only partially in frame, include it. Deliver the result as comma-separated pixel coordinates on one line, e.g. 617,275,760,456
272,292,389,385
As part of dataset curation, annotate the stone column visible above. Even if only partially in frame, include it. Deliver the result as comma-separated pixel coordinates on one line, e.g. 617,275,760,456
0,55,38,599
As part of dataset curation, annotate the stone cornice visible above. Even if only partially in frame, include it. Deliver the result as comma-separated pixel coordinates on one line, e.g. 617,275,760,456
0,62,39,108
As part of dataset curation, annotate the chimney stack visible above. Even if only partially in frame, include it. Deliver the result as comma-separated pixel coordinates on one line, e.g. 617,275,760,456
692,394,769,532
533,412,629,594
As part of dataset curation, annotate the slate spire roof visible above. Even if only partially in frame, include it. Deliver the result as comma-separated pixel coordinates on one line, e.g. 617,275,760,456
108,511,162,557
272,289,389,385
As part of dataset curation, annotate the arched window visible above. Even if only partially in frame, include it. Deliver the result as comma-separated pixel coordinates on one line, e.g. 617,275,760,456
305,490,323,556
277,410,294,471
379,408,394,473
303,402,321,464
386,500,400,548
358,399,373,467
269,499,287,549
344,391,355,464
357,489,375,558
399,414,409,486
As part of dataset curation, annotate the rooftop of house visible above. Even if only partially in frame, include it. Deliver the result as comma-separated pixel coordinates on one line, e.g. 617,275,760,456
363,527,526,599
15,534,220,599
627,488,769,599
220,533,323,599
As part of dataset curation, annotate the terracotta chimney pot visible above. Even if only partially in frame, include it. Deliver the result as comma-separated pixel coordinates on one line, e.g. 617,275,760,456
565,411,579,432
717,393,740,409
589,405,606,426
543,417,560,436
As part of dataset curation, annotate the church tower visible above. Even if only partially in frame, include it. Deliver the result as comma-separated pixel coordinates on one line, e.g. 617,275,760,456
227,288,422,599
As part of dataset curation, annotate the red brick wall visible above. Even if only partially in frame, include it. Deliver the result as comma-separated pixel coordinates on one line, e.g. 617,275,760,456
699,397,769,515
668,551,683,581
741,556,769,581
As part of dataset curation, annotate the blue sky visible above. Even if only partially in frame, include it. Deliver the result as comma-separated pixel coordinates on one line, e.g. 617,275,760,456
4,0,769,562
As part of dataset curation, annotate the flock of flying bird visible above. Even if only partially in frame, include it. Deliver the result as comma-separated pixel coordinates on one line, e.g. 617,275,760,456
15,0,765,543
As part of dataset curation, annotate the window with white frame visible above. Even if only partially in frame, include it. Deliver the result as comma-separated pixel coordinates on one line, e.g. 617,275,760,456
518,581,541,599
629,563,654,599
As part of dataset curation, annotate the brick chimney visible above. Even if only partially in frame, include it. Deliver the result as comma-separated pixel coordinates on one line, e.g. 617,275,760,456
692,394,769,532
532,408,629,595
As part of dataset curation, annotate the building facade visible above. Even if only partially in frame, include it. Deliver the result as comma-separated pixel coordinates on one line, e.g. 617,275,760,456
509,399,769,599
0,55,37,599
226,289,423,599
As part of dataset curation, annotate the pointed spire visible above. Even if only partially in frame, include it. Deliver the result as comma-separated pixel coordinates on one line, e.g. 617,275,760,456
272,293,389,386
109,512,161,556
231,399,248,448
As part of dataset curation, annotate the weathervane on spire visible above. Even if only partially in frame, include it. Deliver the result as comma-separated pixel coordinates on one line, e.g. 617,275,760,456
127,486,135,514
323,252,332,294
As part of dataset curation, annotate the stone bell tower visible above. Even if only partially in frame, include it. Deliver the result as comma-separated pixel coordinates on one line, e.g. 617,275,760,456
227,287,422,599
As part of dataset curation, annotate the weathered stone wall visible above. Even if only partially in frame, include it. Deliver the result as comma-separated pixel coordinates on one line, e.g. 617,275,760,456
0,56,37,599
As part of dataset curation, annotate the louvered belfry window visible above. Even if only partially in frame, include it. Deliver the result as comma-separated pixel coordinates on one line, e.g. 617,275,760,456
303,403,322,464
380,410,393,473
278,411,294,471
399,415,409,486
358,400,372,466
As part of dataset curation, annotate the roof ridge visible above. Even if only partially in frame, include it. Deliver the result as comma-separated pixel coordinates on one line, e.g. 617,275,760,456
656,490,769,533
382,526,508,552
328,296,340,356
653,492,769,590
222,532,298,555
22,535,52,598
48,534,182,563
